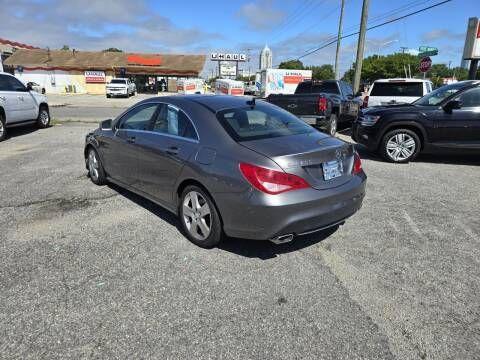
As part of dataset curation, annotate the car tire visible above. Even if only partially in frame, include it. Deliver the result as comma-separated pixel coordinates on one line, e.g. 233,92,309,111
87,147,107,185
36,105,50,129
41,88,46,94
326,113,337,136
106,94,111,98
179,185,223,248
0,112,6,142
380,129,421,163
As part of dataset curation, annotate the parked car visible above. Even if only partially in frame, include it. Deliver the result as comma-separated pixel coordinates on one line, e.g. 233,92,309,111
26,81,45,94
267,80,360,136
352,80,480,163
363,78,433,108
84,96,366,248
0,72,50,142
106,78,136,98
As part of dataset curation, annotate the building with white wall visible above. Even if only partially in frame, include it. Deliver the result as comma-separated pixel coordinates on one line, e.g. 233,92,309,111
259,45,273,70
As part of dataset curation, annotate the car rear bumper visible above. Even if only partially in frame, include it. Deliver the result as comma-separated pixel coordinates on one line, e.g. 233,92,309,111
214,173,366,240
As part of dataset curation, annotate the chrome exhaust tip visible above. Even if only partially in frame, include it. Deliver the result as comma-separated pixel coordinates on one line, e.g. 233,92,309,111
270,234,294,245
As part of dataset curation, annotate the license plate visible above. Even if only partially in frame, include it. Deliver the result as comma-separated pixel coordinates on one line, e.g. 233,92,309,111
323,160,343,180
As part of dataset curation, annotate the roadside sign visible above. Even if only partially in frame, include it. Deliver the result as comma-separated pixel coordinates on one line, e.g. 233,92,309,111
418,46,438,57
419,57,432,73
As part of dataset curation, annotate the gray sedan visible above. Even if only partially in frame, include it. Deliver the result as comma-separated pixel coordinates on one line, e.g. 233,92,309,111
84,95,366,248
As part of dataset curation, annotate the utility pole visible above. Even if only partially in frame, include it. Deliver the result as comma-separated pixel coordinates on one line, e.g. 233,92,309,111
468,59,478,80
334,0,345,80
353,0,370,93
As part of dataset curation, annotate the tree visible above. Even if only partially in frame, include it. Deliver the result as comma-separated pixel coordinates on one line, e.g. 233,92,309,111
306,64,335,80
61,45,70,51
341,53,470,87
278,60,304,69
102,48,123,52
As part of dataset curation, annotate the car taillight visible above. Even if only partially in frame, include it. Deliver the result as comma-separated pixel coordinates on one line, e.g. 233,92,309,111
362,96,369,108
352,152,362,175
318,97,327,112
239,163,310,195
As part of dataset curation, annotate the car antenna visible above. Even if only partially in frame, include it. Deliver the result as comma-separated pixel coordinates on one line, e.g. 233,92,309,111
246,96,255,108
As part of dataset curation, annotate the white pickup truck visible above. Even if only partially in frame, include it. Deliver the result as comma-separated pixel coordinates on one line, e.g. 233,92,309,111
0,72,50,142
106,78,136,98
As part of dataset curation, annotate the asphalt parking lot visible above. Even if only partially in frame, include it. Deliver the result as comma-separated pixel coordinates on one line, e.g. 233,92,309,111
1,121,479,359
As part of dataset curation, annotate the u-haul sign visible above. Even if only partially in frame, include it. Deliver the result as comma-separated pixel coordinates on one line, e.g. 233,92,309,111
85,71,106,83
211,53,247,62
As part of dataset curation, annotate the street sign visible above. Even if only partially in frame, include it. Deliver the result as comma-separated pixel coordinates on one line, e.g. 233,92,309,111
418,46,438,57
419,57,432,72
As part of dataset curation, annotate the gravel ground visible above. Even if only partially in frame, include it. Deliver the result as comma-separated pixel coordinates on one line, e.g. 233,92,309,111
0,123,479,359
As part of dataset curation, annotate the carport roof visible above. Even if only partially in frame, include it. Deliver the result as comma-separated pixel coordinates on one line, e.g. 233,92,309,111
4,49,206,76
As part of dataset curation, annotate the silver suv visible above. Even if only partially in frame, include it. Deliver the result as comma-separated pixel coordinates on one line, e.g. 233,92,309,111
0,72,50,141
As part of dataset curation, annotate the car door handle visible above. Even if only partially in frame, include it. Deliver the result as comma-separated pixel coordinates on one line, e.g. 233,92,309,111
166,146,179,155
127,136,136,144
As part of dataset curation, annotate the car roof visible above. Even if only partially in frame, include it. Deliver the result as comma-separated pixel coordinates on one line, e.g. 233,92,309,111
373,78,431,83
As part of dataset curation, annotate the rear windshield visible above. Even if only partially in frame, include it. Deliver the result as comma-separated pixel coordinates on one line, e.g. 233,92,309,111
296,81,340,94
216,102,314,141
370,82,423,97
110,79,127,84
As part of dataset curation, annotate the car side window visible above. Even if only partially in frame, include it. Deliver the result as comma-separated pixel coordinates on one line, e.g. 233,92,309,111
152,104,198,140
118,103,158,130
456,88,480,108
0,75,11,91
7,76,27,92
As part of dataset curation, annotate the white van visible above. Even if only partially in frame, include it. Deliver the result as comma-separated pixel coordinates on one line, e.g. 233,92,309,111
177,78,205,94
215,79,244,96
364,78,433,107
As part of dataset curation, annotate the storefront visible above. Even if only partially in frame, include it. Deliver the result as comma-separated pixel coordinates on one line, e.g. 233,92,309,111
4,49,206,95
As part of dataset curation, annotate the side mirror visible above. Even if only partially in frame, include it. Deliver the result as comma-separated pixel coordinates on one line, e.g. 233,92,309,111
100,119,112,130
26,83,33,91
443,100,462,113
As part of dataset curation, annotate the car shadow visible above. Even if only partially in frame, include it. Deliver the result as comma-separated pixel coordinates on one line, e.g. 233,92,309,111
218,227,338,260
107,183,180,229
3,125,39,140
107,182,338,259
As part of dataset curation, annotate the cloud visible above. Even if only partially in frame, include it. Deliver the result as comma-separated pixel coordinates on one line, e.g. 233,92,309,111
237,0,285,31
0,0,221,53
421,29,464,43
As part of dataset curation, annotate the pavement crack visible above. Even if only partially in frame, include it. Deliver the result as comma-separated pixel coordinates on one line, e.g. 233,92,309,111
0,193,119,210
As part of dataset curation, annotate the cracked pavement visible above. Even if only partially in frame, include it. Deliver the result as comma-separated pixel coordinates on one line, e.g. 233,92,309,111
0,122,479,359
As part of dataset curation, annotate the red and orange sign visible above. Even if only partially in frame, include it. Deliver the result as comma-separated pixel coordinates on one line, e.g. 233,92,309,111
284,75,304,84
127,54,162,66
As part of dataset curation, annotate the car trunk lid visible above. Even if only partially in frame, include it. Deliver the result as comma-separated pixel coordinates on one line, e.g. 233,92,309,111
240,132,355,190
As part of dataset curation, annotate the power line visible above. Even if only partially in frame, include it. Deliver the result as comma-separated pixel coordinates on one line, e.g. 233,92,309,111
302,0,434,55
270,0,328,43
296,0,452,61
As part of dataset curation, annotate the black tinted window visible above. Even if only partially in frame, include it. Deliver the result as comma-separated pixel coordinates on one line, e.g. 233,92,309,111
295,82,311,94
456,88,480,108
119,104,157,130
152,104,198,140
110,79,127,84
311,82,340,94
340,82,353,96
370,82,423,97
0,75,11,91
216,102,314,141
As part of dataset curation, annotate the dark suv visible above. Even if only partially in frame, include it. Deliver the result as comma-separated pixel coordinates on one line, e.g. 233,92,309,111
352,80,480,163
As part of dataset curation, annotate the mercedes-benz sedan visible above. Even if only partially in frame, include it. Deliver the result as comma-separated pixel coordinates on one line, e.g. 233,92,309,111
84,96,366,248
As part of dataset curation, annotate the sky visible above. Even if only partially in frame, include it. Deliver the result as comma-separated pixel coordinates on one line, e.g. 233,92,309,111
0,0,477,77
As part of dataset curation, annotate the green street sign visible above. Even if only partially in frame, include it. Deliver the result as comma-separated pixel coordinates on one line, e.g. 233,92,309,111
419,50,438,57
418,46,438,57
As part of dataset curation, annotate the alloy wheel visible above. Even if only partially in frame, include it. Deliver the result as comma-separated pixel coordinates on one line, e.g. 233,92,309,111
329,118,337,136
0,120,4,138
182,191,212,241
40,110,49,126
88,150,99,181
386,133,416,162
